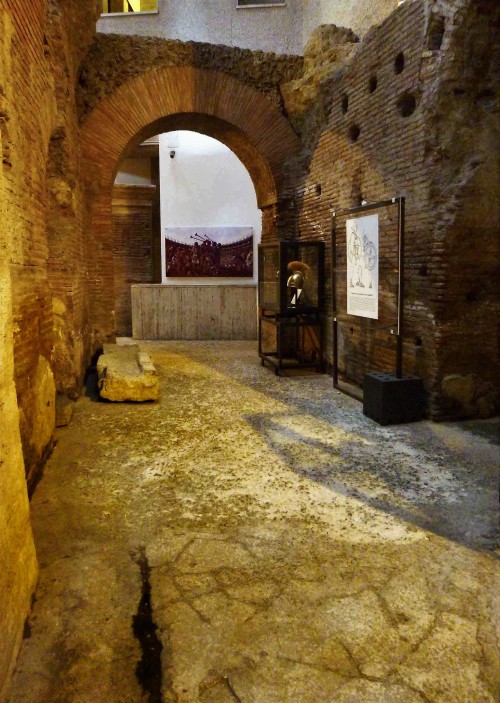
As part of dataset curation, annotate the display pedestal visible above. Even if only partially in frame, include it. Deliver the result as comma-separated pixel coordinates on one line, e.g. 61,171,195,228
363,372,425,425
259,314,323,376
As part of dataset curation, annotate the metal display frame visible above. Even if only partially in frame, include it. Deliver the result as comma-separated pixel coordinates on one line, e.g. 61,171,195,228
258,240,326,375
331,196,405,398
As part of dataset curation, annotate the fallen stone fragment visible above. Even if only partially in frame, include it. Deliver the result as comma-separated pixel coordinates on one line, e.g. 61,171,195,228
97,344,159,402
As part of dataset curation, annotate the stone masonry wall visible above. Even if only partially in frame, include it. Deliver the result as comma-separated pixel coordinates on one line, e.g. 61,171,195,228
0,7,38,692
1,0,99,491
77,33,304,122
281,0,499,419
302,0,399,46
112,184,156,336
0,1,99,697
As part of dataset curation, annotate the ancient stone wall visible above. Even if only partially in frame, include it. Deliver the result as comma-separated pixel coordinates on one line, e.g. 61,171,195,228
0,1,99,697
302,0,399,46
281,0,499,418
77,33,304,121
1,0,99,489
0,8,38,690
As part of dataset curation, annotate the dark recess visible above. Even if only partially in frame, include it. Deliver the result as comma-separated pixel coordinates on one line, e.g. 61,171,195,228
132,547,163,703
397,92,416,117
348,124,361,142
394,52,405,74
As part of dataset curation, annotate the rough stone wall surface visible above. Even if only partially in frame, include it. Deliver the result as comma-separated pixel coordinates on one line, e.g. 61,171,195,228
1,0,100,489
423,0,500,419
302,0,400,45
281,0,499,418
0,0,99,697
112,184,156,336
0,11,38,693
77,33,304,122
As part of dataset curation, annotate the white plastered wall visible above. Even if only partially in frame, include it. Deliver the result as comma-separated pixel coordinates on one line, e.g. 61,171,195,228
159,131,261,286
98,0,303,54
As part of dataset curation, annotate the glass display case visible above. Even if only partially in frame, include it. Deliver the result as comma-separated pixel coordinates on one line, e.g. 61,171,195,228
258,241,325,375
258,241,325,315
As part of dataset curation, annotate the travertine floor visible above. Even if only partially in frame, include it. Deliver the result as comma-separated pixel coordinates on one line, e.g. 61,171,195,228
7,341,499,703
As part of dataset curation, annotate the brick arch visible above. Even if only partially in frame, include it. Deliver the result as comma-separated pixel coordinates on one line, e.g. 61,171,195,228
80,66,299,342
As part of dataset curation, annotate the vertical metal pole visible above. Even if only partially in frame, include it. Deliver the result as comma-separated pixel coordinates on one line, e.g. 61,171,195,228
277,319,282,374
396,197,405,379
331,212,338,387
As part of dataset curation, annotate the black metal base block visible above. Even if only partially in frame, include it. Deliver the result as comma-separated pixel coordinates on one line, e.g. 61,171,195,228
363,372,425,425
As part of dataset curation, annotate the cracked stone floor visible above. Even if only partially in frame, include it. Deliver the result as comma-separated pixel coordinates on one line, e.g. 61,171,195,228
7,341,499,703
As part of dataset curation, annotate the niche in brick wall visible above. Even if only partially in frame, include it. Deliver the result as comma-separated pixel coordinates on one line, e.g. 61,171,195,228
426,15,445,50
348,124,361,142
397,93,416,117
394,52,405,74
1,123,12,166
0,91,12,167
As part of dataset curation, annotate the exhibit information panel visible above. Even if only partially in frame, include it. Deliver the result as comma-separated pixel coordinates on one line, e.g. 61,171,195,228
346,214,379,320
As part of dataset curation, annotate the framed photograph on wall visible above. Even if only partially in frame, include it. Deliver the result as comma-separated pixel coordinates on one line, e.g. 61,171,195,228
164,227,254,278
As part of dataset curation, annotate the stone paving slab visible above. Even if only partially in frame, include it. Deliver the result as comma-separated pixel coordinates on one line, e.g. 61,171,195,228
6,341,499,703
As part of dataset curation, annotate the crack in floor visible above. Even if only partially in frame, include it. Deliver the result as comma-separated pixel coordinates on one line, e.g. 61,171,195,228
132,547,163,703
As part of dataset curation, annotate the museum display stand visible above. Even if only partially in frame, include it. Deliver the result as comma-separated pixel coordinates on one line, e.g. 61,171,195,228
331,196,425,424
258,241,325,375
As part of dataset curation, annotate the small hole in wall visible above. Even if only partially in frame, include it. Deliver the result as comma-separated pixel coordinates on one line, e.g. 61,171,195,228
341,94,349,114
348,124,360,142
315,184,322,196
475,89,496,111
415,337,422,347
369,75,378,93
350,327,354,334
426,15,445,50
418,264,428,276
1,123,12,167
397,93,416,117
465,289,478,302
394,52,405,74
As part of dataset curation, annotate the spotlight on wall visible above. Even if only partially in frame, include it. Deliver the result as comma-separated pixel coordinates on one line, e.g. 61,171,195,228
169,150,176,159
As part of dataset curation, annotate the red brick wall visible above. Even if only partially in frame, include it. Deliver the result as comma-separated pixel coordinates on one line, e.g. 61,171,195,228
1,0,99,480
283,0,499,418
0,0,99,694
112,184,156,336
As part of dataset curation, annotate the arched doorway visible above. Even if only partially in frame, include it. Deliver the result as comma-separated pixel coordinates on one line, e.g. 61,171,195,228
112,129,262,338
80,66,299,347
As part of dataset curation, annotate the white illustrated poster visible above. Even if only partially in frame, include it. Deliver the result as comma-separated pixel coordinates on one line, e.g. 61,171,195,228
346,214,379,319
